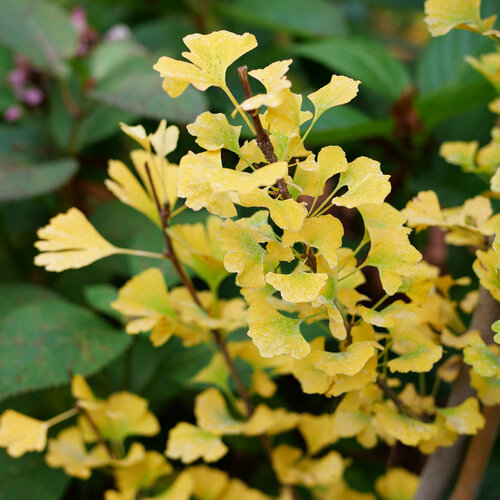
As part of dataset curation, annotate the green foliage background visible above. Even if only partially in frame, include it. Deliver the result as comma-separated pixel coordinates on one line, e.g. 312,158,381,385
0,0,499,498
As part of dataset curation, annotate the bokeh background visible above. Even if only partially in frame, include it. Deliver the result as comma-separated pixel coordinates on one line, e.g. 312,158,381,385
0,0,499,498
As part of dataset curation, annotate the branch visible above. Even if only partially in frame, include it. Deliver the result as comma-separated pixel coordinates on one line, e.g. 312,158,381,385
237,66,291,200
414,285,500,500
376,376,427,421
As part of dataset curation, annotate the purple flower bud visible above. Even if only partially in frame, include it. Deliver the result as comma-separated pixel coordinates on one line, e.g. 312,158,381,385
8,68,29,87
70,7,88,35
20,87,44,107
105,24,131,42
3,105,23,122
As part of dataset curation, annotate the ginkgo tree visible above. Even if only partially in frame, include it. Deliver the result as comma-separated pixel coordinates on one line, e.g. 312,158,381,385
0,1,499,499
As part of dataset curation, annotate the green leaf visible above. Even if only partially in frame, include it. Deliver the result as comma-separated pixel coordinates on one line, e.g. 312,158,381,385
417,29,494,93
0,283,57,318
306,106,393,145
0,450,69,500
216,0,347,37
91,59,208,122
0,158,78,201
0,297,131,400
84,284,122,321
0,0,77,76
416,80,496,130
294,37,410,100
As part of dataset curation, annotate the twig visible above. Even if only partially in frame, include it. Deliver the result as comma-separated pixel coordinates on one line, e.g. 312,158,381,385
237,66,291,200
376,376,427,421
75,402,116,459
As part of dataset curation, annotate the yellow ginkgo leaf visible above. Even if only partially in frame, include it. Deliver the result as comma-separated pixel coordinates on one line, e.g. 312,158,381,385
359,203,422,295
218,478,270,500
166,422,228,463
375,468,419,500
150,471,194,500
272,445,344,487
282,215,343,268
265,271,328,303
186,465,229,500
238,189,307,231
111,268,177,347
168,216,228,290
187,112,242,154
463,333,500,378
328,356,378,397
298,414,337,455
491,168,500,192
112,443,172,496
177,151,236,217
34,208,121,272
153,30,257,97
388,343,443,373
402,190,445,230
0,410,48,457
217,218,268,288
440,141,479,171
246,294,310,359
473,248,500,302
470,371,500,406
436,397,485,435
45,426,92,479
244,405,300,436
290,338,335,394
150,119,179,158
310,342,377,377
373,403,437,446
308,75,361,119
106,160,159,225
79,392,160,443
241,60,292,110
425,0,483,36
332,157,391,209
192,352,231,393
195,388,245,436
120,122,150,150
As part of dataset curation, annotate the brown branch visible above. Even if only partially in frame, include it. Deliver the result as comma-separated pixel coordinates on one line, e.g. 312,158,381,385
376,376,426,421
75,403,116,459
414,285,500,500
237,66,291,200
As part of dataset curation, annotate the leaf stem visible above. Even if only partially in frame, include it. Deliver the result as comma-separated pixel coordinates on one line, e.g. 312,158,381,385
46,408,79,428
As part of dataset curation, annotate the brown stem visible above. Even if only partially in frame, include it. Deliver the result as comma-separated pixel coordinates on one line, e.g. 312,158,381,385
237,66,291,200
376,376,426,421
75,403,116,459
414,285,500,500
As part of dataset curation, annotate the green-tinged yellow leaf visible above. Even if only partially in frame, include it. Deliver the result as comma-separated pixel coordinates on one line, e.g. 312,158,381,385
111,268,177,346
238,189,307,231
310,342,377,377
359,203,422,295
166,422,228,463
470,370,500,405
328,356,378,396
272,445,344,487
153,30,257,96
298,414,337,455
402,190,445,230
332,157,391,209
217,218,268,288
34,208,121,272
186,466,229,500
187,112,242,154
440,141,479,171
436,397,485,434
246,294,310,359
265,271,328,303
388,343,443,373
45,426,92,479
241,60,292,111
373,403,438,446
150,472,194,500
308,75,361,119
463,333,500,378
283,215,343,268
473,248,500,301
169,216,228,290
425,0,484,36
